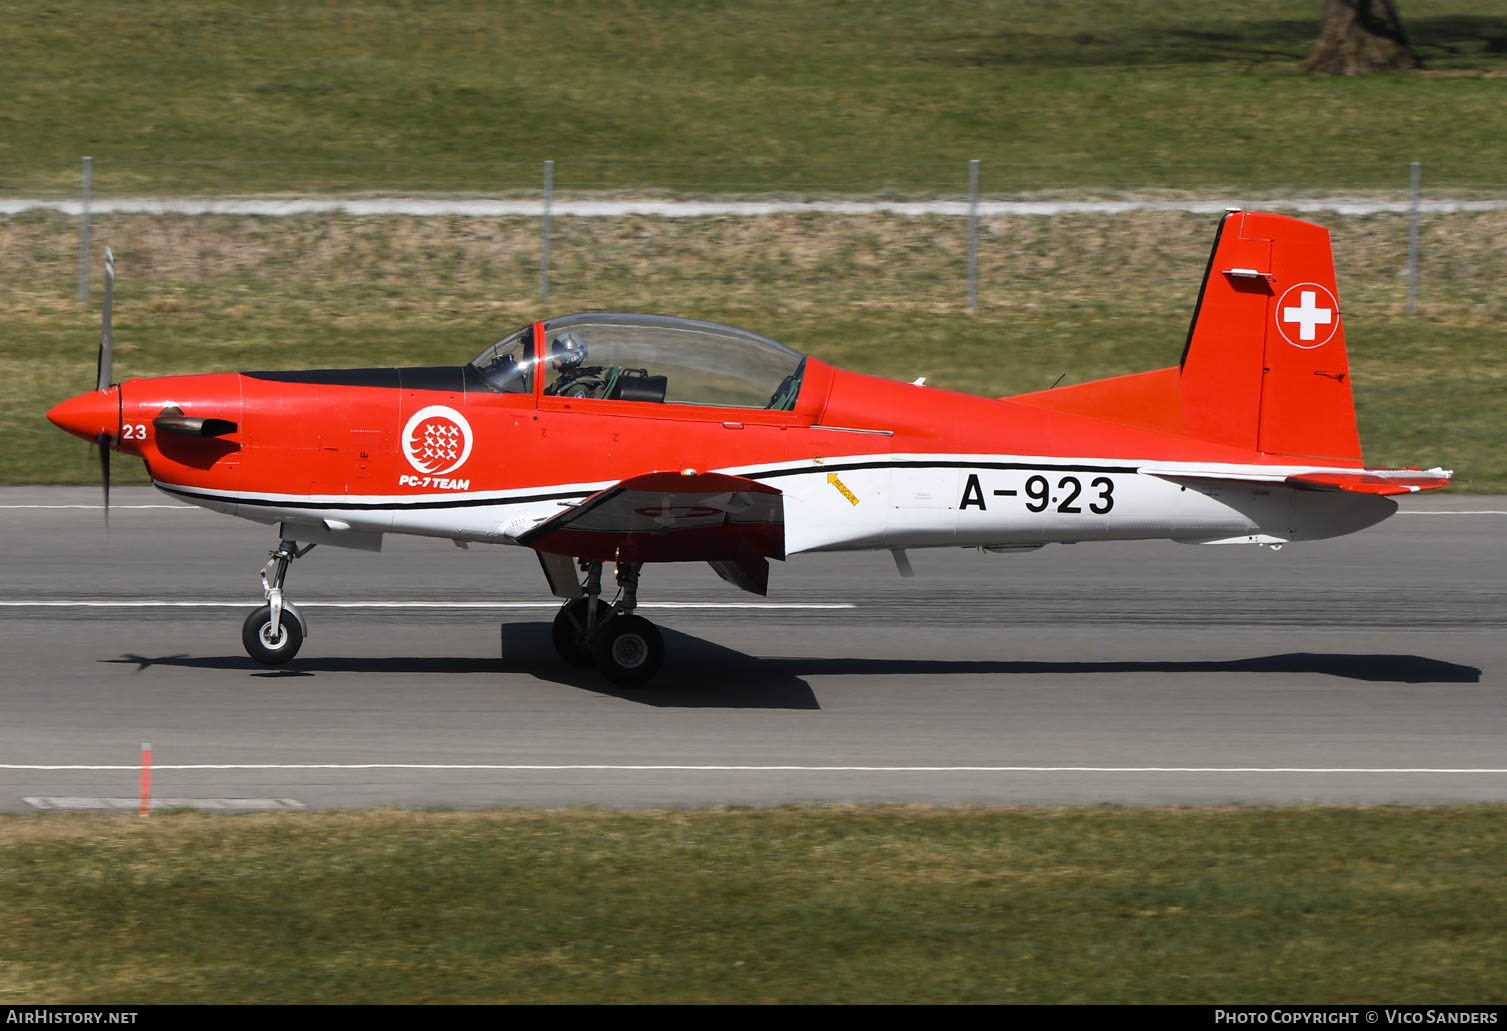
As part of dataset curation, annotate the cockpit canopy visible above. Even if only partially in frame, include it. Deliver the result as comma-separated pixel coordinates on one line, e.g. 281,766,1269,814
470,314,806,410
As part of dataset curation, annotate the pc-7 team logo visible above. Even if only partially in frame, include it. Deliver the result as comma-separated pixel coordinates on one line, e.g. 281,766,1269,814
402,405,473,476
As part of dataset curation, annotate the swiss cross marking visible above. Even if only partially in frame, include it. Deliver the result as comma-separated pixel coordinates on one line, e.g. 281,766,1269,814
1275,283,1340,349
1283,290,1331,341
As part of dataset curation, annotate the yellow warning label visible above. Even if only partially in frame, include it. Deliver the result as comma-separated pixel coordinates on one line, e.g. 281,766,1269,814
827,472,860,506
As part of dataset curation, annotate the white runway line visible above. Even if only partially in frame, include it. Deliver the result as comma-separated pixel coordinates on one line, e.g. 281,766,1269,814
0,600,854,610
1397,511,1507,516
5,763,1505,774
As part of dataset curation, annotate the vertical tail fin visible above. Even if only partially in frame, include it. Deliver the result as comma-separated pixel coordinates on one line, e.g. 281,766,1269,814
1180,210,1362,463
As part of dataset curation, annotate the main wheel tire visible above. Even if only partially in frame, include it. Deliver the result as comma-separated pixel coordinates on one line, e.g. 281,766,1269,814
241,604,304,666
591,615,664,687
551,597,608,667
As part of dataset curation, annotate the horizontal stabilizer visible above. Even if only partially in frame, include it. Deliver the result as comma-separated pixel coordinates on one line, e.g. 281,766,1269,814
1143,465,1451,496
1287,468,1452,496
517,472,784,593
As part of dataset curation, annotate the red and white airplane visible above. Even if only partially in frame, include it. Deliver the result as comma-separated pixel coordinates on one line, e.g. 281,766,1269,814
48,210,1449,684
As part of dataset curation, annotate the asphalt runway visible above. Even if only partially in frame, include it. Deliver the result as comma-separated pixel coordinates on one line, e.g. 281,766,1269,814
1,486,1502,811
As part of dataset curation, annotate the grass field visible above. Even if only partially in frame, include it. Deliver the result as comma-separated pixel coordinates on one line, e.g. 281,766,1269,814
2,1,1506,196
4,209,1499,488
3,806,1504,1004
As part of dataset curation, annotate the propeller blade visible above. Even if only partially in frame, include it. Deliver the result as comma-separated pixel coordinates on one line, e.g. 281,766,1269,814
96,431,112,527
96,248,114,392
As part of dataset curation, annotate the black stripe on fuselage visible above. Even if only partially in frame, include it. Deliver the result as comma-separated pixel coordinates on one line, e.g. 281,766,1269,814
752,459,1138,479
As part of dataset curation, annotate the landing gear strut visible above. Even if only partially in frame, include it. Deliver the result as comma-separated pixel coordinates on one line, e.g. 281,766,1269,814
242,538,315,666
550,559,664,686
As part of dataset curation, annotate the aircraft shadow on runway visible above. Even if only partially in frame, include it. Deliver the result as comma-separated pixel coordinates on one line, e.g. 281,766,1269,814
101,623,826,710
498,623,821,708
758,652,1482,685
105,634,1480,708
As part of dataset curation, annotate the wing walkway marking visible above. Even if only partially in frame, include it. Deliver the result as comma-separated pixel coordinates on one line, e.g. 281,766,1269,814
4,763,1505,774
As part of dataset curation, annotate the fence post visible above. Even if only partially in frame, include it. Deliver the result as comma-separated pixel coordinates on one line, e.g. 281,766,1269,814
79,156,92,304
966,158,980,310
540,159,554,304
1406,160,1421,314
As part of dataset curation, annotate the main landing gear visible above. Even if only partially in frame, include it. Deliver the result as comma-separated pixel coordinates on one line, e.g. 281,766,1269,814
242,537,315,666
550,559,665,687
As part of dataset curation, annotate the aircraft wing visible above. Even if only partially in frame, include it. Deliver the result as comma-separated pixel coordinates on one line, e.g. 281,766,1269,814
516,471,784,596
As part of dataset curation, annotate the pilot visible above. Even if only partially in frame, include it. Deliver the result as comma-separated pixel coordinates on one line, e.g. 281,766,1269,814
543,333,608,398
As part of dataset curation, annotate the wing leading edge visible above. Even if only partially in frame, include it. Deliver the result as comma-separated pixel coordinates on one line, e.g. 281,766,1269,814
516,471,784,595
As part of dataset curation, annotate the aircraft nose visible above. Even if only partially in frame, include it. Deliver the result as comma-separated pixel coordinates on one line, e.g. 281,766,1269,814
47,387,121,444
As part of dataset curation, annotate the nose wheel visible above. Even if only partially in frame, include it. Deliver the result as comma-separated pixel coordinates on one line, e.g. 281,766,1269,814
242,537,314,667
549,560,664,686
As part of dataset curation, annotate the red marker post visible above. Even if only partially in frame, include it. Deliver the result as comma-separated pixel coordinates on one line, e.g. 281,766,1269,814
139,743,152,817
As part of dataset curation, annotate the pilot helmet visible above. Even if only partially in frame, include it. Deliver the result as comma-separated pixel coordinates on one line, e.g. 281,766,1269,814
551,332,587,370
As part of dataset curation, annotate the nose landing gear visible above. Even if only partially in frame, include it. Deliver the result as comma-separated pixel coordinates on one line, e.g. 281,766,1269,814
550,559,664,686
242,538,315,666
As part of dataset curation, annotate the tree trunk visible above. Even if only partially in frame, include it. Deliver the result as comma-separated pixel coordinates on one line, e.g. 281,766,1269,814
1305,0,1421,75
